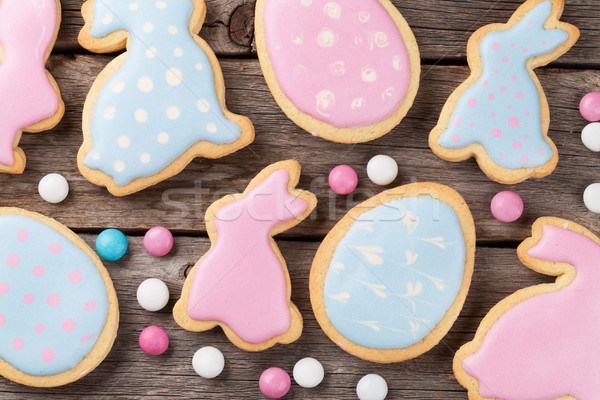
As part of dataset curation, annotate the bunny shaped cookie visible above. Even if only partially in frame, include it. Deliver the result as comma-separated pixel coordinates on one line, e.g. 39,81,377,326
174,160,317,351
0,0,64,174
430,0,579,184
78,0,254,196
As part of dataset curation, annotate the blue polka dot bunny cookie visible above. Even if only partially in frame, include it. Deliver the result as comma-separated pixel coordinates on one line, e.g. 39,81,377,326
0,208,118,387
429,0,579,184
78,0,254,196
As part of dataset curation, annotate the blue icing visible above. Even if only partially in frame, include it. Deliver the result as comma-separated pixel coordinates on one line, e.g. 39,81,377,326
0,215,109,376
85,0,241,186
437,1,568,169
324,196,466,349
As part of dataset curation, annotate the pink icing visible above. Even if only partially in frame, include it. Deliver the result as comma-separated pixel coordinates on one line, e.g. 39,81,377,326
0,0,60,166
262,0,412,128
187,169,308,344
464,224,600,399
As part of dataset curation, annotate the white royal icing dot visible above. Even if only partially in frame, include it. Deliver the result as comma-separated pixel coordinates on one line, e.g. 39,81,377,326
103,107,116,120
323,2,341,19
137,76,154,92
165,68,183,85
137,278,169,312
143,22,154,33
393,55,403,71
195,63,203,71
293,357,324,388
156,1,166,8
168,25,178,35
197,99,210,113
166,106,180,120
584,183,600,214
135,108,148,123
301,0,313,6
367,155,398,186
157,132,170,144
582,122,600,152
92,153,101,160
317,29,337,47
173,48,183,57
117,135,130,148
357,374,388,400
361,68,377,83
102,14,113,24
192,347,225,379
111,81,125,93
129,2,139,11
114,160,125,172
146,47,158,58
351,98,365,110
38,173,69,204
206,123,217,133
140,153,151,164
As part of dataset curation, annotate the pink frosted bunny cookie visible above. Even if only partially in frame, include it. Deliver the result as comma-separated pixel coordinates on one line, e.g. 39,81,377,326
455,217,600,399
255,0,420,143
174,160,317,351
0,0,65,174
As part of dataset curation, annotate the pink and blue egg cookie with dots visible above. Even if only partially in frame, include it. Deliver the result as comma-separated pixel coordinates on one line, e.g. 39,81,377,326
0,208,118,387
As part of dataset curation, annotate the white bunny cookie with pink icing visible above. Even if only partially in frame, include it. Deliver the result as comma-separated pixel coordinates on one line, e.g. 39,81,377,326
255,0,420,143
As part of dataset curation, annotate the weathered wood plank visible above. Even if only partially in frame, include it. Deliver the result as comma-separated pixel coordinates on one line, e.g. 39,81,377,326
56,0,597,67
0,236,551,398
1,55,597,242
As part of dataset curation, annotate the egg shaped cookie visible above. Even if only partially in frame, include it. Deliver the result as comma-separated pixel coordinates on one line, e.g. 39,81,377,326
310,183,475,363
0,208,118,387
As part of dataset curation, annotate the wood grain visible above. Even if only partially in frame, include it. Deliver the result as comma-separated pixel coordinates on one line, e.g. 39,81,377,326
0,236,553,399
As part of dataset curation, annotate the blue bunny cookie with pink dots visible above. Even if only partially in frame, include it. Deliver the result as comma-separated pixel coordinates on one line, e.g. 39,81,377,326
429,0,579,184
0,208,118,387
78,0,254,196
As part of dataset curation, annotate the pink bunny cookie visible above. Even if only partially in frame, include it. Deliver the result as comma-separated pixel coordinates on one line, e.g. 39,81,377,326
0,0,65,174
174,160,317,351
455,217,600,399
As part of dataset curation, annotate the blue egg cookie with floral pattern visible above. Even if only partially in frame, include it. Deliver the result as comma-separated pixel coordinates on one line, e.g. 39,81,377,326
310,183,475,363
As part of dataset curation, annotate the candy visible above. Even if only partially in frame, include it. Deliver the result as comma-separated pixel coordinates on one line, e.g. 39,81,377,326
139,326,169,356
192,346,225,379
96,229,128,261
367,155,398,186
38,173,69,204
584,183,600,214
491,191,524,223
328,165,358,195
356,374,388,400
581,123,600,152
580,92,600,122
293,357,324,388
137,278,169,312
144,226,174,257
259,367,291,399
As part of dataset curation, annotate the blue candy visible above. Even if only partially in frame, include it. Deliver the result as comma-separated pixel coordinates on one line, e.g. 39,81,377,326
96,229,128,261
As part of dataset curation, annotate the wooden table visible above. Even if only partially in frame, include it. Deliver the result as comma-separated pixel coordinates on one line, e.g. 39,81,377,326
1,0,597,398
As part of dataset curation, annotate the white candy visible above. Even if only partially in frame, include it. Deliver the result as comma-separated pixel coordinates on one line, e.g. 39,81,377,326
136,278,169,312
38,173,69,204
293,357,324,388
584,183,600,214
192,346,225,379
367,155,398,186
582,123,600,152
357,374,388,400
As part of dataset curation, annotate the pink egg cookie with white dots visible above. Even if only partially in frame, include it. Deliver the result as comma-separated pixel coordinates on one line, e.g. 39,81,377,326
255,0,420,143
429,0,579,184
0,208,118,387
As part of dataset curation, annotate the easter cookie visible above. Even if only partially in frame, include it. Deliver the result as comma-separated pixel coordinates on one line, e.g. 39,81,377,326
174,160,317,351
429,0,579,184
310,183,475,363
455,217,600,399
255,0,420,143
78,0,254,196
0,0,65,175
0,208,118,387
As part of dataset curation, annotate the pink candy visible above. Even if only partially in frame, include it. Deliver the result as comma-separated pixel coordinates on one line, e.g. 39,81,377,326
144,227,173,257
259,367,291,399
139,326,169,356
328,165,358,195
491,191,524,223
580,92,600,122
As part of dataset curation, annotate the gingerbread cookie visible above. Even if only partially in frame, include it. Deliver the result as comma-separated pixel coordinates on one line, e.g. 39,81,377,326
0,0,65,175
310,183,475,363
174,160,317,351
455,217,600,399
78,0,254,196
255,0,420,143
429,0,579,184
0,208,118,387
